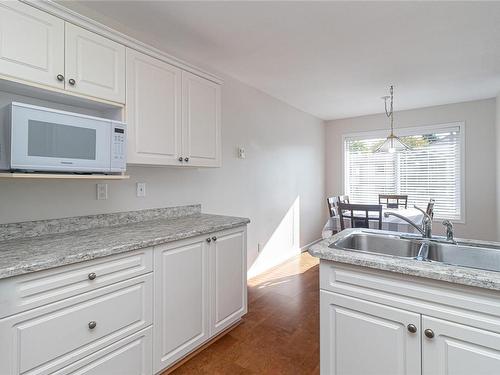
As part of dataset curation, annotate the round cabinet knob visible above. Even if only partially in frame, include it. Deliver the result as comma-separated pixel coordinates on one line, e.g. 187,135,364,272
56,74,64,82
424,329,435,339
407,324,417,333
184,157,189,162
68,78,76,86
178,157,183,162
212,236,217,242
206,238,212,243
88,272,97,280
88,321,97,330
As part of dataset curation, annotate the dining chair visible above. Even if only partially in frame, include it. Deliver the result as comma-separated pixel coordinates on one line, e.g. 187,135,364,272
338,195,350,204
426,199,436,219
326,196,340,217
378,194,408,209
338,203,383,230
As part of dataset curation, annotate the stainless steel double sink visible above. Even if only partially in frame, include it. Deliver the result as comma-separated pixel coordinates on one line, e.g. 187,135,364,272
329,229,500,273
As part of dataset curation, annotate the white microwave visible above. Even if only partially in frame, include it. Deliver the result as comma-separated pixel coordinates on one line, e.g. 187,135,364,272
0,102,126,174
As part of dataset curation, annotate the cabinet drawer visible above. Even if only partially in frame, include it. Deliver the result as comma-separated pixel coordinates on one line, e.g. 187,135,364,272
0,273,152,375
319,260,500,333
53,327,152,375
0,247,153,318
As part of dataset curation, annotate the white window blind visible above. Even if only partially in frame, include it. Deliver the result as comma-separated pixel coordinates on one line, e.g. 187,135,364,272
344,124,463,220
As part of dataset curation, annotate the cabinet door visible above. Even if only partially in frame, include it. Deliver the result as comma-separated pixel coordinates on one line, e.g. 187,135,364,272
65,23,125,103
154,237,209,373
0,1,64,89
422,315,500,375
210,227,247,336
126,48,182,165
320,291,421,375
181,71,221,167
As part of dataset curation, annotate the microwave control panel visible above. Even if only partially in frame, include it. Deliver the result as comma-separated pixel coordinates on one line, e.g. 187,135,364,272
111,122,126,171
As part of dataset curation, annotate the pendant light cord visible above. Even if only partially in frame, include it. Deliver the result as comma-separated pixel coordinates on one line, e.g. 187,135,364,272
384,85,394,136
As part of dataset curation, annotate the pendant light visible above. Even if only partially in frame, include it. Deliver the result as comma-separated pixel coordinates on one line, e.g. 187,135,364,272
374,85,411,153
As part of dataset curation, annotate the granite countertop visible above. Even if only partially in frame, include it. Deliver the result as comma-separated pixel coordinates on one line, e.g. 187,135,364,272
309,229,500,291
0,211,249,280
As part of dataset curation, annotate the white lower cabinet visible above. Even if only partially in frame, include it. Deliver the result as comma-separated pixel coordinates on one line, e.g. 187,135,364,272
422,316,500,375
153,236,209,372
210,228,247,336
0,226,247,375
320,261,500,375
0,273,153,375
154,226,247,373
320,291,421,375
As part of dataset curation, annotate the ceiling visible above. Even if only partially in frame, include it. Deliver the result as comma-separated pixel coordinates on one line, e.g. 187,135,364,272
63,1,500,120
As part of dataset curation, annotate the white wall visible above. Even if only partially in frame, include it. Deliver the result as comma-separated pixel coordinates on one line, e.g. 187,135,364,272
326,98,497,241
0,74,326,275
496,93,500,240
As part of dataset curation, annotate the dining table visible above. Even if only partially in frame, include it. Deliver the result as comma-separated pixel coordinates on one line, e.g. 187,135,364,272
321,207,425,239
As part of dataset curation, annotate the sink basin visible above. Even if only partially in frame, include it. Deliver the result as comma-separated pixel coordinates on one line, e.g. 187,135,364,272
427,242,500,273
329,229,500,273
330,231,423,258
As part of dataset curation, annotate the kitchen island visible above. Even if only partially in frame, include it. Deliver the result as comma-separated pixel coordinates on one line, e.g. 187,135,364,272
309,228,500,375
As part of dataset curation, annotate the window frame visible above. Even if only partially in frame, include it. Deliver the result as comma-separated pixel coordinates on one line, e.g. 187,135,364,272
341,122,466,223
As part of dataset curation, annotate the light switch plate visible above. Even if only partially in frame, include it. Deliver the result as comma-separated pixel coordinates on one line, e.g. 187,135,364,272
136,182,146,197
96,183,108,200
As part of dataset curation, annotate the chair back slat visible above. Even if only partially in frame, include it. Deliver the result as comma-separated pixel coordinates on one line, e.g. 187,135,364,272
338,203,382,230
378,194,408,209
338,195,350,204
326,196,340,217
327,195,350,217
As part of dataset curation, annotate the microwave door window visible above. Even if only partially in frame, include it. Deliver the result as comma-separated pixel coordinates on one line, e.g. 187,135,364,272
28,120,97,160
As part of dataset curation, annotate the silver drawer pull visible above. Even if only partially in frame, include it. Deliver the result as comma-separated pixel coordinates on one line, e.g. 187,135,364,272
88,321,97,329
88,272,97,280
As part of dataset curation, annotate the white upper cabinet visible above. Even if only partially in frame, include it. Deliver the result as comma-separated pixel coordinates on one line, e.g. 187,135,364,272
0,2,222,165
182,71,221,167
126,48,182,165
0,1,64,89
126,49,222,168
65,23,125,103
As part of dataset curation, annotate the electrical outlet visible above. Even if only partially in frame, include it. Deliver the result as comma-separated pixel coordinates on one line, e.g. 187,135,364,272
136,182,146,197
238,146,246,159
96,183,108,200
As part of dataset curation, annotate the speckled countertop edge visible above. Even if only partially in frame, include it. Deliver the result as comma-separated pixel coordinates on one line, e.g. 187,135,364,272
0,213,250,280
308,230,500,292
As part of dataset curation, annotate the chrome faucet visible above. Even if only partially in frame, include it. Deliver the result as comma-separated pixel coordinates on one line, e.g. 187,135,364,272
442,220,456,243
384,205,433,239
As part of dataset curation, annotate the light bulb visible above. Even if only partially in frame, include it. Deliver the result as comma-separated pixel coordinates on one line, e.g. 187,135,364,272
388,147,396,153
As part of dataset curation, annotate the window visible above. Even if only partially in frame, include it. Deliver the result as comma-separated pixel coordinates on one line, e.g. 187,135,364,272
344,123,464,221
